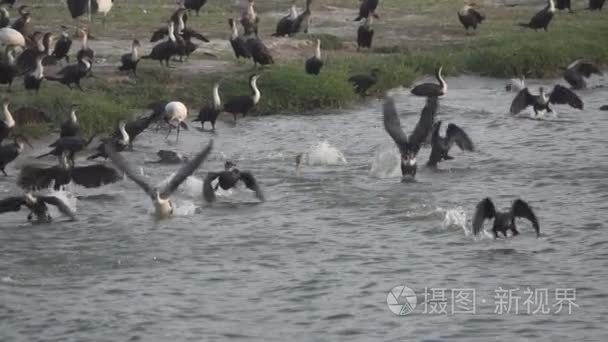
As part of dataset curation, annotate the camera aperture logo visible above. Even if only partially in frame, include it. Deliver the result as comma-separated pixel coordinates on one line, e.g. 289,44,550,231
387,285,417,315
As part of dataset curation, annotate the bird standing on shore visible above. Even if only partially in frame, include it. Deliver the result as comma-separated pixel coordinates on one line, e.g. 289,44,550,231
223,74,261,122
519,0,555,31
411,66,447,98
305,39,323,75
355,0,379,21
457,1,485,34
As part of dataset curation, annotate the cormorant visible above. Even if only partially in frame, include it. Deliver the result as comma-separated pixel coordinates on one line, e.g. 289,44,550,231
105,140,214,219
588,0,606,11
305,39,323,75
357,15,374,51
0,0,14,9
354,0,379,21
427,121,474,168
118,39,141,76
411,66,447,98
519,0,555,31
0,193,76,223
223,74,261,122
11,6,32,39
36,134,96,165
510,85,583,117
51,26,72,64
88,121,129,160
114,112,159,149
292,0,313,35
0,136,30,176
45,56,92,91
76,28,94,62
555,0,573,12
241,0,259,37
457,2,485,33
0,7,9,28
245,37,274,68
60,104,80,138
348,68,380,96
563,60,602,89
0,98,15,144
193,83,221,131
142,21,182,67
184,0,208,16
473,198,540,238
23,53,45,93
273,1,298,37
203,161,264,203
228,18,252,60
0,47,18,91
383,96,436,179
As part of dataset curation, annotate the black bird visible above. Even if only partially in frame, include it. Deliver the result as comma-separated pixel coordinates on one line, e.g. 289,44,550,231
348,68,380,96
272,1,298,37
0,193,76,223
105,140,214,219
0,98,15,144
357,15,374,51
150,9,209,44
114,112,159,149
193,83,221,131
245,37,274,68
305,39,323,75
588,0,606,10
149,150,189,165
16,31,44,72
45,56,92,91
75,28,94,62
118,39,142,76
0,47,18,91
23,54,45,93
0,136,30,176
383,96,437,178
600,105,608,111
60,104,80,138
223,74,261,122
11,6,32,39
457,2,485,33
563,60,603,90
0,7,9,28
555,0,573,12
519,0,555,31
36,134,96,165
228,18,252,60
473,198,540,238
203,161,264,203
51,26,72,64
184,0,207,16
411,66,447,98
292,0,313,35
427,121,474,168
142,21,183,67
354,0,379,21
510,85,583,117
19,156,120,191
88,121,129,160
241,0,259,37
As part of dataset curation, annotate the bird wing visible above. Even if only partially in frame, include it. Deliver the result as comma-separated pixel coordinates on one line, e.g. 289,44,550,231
150,28,168,42
38,195,77,221
187,29,210,42
472,197,496,236
203,172,220,203
104,141,155,197
382,97,410,154
71,164,121,188
470,8,485,21
549,85,583,110
239,171,265,202
17,165,63,191
511,199,540,237
159,140,213,198
575,62,602,77
0,196,26,213
408,96,438,153
446,123,474,152
510,88,535,115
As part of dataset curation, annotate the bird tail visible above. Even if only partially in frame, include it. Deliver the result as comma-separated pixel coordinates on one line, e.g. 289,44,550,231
354,16,362,21
36,152,52,159
87,153,102,161
517,23,529,28
141,55,152,60
44,75,61,82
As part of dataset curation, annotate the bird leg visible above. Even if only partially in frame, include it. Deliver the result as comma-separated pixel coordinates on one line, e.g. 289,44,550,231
176,124,181,143
1,168,6,176
165,126,173,140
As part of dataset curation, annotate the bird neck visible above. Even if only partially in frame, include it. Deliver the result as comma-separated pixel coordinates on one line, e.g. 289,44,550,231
81,32,88,49
119,125,130,144
15,142,24,152
548,0,555,12
81,58,91,70
131,44,139,60
168,24,176,42
250,77,260,104
212,85,221,108
6,50,15,66
33,58,43,79
460,5,471,14
289,4,298,19
247,3,256,19
177,13,186,33
2,103,14,127
315,41,321,59
70,109,78,123
231,21,239,39
436,68,447,93
35,37,44,52
24,193,36,206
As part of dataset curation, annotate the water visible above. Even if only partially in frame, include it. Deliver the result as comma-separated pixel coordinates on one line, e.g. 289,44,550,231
1,77,607,341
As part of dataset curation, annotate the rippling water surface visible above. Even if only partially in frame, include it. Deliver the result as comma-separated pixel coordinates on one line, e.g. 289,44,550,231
1,77,607,341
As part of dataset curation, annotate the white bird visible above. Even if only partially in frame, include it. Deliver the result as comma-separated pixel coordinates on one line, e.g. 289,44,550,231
105,140,214,220
164,101,189,143
0,27,25,49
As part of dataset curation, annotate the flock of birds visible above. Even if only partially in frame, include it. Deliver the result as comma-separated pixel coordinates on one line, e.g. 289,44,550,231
0,0,605,239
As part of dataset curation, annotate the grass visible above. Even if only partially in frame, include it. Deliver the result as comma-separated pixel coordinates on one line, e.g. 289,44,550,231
9,1,608,137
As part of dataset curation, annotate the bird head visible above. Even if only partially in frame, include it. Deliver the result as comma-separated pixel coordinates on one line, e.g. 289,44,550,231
371,68,381,76
2,98,10,107
295,153,304,174
14,134,32,149
24,193,36,205
224,160,236,171
132,39,141,48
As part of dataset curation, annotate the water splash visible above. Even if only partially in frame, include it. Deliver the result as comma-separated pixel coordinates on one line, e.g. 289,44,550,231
369,146,401,179
299,141,347,166
47,190,78,217
442,207,468,234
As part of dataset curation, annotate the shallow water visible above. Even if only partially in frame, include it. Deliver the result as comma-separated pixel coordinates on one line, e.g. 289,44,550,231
1,76,608,341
